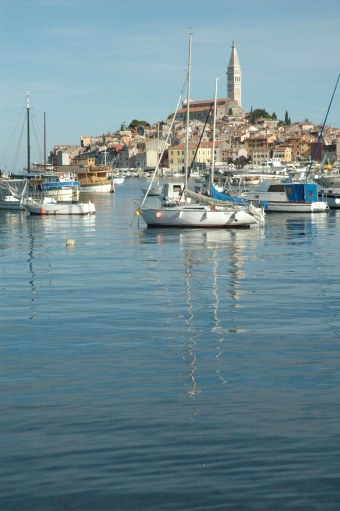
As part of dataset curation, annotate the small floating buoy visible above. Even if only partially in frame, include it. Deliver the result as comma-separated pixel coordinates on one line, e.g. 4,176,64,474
66,239,76,246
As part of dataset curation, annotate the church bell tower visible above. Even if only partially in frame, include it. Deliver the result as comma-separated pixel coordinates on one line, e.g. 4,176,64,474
227,41,242,107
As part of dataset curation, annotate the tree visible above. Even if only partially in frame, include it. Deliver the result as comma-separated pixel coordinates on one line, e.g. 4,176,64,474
247,108,274,124
128,119,150,129
284,111,291,125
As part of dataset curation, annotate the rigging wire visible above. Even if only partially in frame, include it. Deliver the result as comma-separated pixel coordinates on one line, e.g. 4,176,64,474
0,107,26,172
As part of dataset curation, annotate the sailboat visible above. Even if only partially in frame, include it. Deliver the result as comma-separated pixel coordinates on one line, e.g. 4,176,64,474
137,35,264,228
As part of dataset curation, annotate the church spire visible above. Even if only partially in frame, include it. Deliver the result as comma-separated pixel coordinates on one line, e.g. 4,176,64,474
227,41,242,107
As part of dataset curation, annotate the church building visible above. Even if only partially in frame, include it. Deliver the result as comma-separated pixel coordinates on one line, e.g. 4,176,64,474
175,41,244,122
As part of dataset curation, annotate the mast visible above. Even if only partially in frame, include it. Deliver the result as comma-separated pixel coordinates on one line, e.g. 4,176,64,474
305,72,340,181
184,33,192,191
26,91,31,173
211,77,219,186
44,111,46,169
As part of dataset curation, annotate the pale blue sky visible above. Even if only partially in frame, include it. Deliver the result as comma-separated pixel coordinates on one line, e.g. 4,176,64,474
1,0,339,171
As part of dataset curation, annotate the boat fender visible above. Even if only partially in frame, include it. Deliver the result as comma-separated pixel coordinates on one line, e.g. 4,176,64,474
40,207,45,215
59,173,64,179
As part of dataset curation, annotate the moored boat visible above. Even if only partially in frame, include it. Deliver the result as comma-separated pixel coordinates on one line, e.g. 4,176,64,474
319,188,340,209
40,171,80,201
77,167,112,192
247,182,328,213
23,197,96,215
0,178,28,210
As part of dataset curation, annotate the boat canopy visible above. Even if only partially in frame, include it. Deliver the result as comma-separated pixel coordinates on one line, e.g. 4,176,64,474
283,183,318,203
210,184,247,205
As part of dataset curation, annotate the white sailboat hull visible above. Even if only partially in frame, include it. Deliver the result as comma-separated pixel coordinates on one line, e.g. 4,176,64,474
139,204,260,228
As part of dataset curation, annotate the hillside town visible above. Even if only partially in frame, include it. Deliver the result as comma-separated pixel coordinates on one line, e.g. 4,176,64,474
48,42,340,177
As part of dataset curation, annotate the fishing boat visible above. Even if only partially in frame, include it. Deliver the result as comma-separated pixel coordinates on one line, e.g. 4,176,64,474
137,35,264,229
246,182,328,212
40,171,80,201
22,196,96,215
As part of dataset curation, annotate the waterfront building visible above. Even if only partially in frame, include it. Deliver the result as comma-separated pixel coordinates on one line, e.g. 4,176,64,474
168,141,224,172
272,145,292,163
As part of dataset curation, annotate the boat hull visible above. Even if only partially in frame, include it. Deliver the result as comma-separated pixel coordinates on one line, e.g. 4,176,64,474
141,185,163,197
0,197,24,210
139,205,259,228
264,201,327,213
80,183,112,193
23,200,96,215
319,189,340,209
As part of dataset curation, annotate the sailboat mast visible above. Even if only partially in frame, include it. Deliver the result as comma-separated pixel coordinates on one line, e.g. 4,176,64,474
305,72,340,181
211,77,219,185
185,33,192,191
27,91,31,173
44,112,46,169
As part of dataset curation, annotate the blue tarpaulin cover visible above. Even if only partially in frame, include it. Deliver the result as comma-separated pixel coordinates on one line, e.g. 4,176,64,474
284,183,318,202
210,185,247,205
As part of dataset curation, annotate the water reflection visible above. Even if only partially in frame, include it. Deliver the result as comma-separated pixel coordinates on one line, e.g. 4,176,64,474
177,230,258,410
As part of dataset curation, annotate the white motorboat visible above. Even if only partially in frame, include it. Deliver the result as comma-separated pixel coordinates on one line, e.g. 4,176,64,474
247,183,328,213
319,188,340,209
23,197,96,215
40,172,80,201
141,184,163,196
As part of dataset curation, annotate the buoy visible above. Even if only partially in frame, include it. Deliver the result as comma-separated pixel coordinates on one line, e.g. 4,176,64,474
66,239,76,246
135,210,140,216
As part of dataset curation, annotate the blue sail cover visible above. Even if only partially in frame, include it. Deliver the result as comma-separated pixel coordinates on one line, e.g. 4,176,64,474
210,185,247,205
283,183,318,203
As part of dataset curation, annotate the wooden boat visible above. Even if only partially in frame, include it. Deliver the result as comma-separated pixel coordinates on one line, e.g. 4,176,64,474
23,197,96,215
77,166,112,192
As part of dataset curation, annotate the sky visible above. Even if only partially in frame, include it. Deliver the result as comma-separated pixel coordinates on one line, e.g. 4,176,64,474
0,0,340,171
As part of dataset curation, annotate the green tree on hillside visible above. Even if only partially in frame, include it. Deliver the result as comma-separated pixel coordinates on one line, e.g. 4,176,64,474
128,119,150,129
248,108,274,124
284,111,291,125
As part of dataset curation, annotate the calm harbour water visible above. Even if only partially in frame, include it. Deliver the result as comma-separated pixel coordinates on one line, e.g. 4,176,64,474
1,178,340,510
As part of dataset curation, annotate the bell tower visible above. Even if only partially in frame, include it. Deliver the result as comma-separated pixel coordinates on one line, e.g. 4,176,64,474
227,41,242,107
